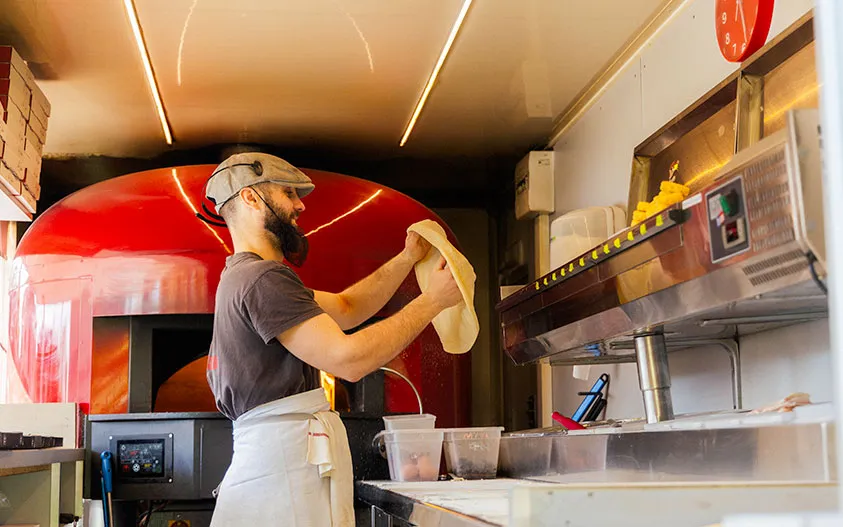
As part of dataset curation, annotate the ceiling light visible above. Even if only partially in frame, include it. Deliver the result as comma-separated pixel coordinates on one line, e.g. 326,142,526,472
123,0,174,145
399,0,473,147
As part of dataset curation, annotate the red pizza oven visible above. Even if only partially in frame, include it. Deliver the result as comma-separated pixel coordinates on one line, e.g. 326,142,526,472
5,164,471,431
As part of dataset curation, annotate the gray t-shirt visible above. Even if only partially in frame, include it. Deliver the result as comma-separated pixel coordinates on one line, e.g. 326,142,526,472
207,252,325,421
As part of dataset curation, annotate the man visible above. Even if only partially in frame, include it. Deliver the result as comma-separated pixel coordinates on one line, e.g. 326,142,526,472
204,153,462,526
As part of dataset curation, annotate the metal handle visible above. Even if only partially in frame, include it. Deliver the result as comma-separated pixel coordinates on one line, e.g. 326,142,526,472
379,367,423,414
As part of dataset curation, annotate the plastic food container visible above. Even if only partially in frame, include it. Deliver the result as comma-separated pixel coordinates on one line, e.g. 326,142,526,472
382,429,444,482
498,432,554,478
382,413,436,431
441,427,503,479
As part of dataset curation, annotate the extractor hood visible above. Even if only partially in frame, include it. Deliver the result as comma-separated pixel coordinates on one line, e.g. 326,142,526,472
497,110,826,366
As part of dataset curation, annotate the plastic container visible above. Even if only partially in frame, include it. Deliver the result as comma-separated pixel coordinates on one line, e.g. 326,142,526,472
382,429,444,482
441,427,504,479
498,432,553,478
550,206,627,269
382,413,436,431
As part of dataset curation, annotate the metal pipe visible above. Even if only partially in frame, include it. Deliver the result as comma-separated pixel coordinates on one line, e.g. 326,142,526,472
379,367,423,414
680,339,742,410
634,332,674,423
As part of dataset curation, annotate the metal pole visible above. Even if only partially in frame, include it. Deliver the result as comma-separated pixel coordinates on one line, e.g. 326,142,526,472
814,0,843,512
634,332,674,423
535,213,554,428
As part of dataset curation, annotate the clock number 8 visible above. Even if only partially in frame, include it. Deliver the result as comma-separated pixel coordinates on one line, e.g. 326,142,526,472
725,33,731,45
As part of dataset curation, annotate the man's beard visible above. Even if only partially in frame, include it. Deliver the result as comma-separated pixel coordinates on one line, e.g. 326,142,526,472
264,208,309,267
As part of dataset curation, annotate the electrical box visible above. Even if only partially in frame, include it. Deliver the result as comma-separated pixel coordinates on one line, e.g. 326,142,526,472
515,151,554,220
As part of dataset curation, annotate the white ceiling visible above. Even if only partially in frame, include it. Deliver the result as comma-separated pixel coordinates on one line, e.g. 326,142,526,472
1,0,665,158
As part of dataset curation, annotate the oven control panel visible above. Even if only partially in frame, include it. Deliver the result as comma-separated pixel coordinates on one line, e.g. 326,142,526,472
109,434,174,484
706,175,750,263
117,439,165,477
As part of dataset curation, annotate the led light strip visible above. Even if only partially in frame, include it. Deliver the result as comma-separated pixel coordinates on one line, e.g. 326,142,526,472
123,0,174,145
399,0,473,147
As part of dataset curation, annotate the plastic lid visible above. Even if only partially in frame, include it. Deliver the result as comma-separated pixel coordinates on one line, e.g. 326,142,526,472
441,427,504,440
382,413,436,421
441,427,504,433
374,429,444,443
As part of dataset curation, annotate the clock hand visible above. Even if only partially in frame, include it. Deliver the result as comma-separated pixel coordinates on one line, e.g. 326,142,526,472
737,0,748,43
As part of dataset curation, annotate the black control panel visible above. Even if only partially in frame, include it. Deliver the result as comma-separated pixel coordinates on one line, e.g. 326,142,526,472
108,434,174,485
117,439,165,478
706,175,751,263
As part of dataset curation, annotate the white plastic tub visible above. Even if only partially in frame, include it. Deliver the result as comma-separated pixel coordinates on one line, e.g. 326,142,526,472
382,413,436,431
441,427,504,479
382,429,444,482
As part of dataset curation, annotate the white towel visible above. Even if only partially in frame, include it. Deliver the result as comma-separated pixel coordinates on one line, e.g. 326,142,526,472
308,411,355,526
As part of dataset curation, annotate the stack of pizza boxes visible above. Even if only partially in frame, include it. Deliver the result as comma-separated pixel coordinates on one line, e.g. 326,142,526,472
0,45,49,217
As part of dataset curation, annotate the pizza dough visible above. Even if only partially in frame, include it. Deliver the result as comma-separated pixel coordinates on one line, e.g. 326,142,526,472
407,220,479,354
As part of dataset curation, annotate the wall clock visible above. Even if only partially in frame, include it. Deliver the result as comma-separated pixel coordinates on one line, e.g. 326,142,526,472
716,0,775,62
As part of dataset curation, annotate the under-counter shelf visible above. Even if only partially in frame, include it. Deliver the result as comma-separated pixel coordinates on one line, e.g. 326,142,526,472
0,448,83,475
0,405,83,527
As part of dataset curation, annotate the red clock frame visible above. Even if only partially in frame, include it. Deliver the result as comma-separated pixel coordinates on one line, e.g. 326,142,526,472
716,0,775,63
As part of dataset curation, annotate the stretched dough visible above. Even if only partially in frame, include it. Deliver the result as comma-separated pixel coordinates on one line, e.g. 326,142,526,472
408,220,479,354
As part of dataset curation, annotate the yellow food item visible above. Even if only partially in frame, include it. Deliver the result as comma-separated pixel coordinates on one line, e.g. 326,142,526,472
631,210,647,225
652,191,684,209
630,181,691,226
643,203,660,218
659,180,691,198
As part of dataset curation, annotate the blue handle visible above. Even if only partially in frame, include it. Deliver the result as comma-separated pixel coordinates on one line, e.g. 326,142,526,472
572,374,608,422
100,451,113,493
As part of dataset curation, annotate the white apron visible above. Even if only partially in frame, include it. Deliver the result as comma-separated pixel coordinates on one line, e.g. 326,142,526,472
210,389,355,526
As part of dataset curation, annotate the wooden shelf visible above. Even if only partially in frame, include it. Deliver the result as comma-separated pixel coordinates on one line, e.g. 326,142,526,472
0,448,83,474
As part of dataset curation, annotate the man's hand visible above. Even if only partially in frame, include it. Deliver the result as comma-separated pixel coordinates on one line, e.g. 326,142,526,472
425,256,462,310
403,231,432,264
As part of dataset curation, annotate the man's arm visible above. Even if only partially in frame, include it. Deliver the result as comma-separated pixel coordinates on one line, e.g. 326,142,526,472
313,232,430,330
280,257,460,382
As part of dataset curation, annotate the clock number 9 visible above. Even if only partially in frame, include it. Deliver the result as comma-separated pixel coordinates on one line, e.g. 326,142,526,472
721,12,727,24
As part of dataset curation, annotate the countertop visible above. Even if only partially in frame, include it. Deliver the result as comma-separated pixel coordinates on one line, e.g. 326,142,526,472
357,479,838,527
356,479,547,526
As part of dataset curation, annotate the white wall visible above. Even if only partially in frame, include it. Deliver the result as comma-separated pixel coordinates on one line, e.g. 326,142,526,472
551,0,826,419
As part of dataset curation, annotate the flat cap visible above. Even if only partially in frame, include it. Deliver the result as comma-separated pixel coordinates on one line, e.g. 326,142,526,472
205,153,315,213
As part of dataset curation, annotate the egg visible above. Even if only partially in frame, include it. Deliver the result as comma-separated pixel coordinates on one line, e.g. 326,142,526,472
401,462,420,481
417,455,439,480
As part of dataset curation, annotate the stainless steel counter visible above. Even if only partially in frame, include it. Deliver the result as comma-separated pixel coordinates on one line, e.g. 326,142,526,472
357,479,838,527
356,479,533,526
500,406,836,484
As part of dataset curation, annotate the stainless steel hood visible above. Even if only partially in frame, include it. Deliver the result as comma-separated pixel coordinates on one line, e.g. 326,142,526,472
497,109,826,367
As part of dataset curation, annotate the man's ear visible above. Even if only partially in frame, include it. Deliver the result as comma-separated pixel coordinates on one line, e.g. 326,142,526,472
238,187,262,212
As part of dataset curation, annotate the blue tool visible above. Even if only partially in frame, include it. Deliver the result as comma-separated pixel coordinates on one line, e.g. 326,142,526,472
572,373,609,422
101,451,114,527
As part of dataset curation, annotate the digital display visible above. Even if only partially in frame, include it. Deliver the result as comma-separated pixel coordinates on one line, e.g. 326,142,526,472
117,439,165,477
